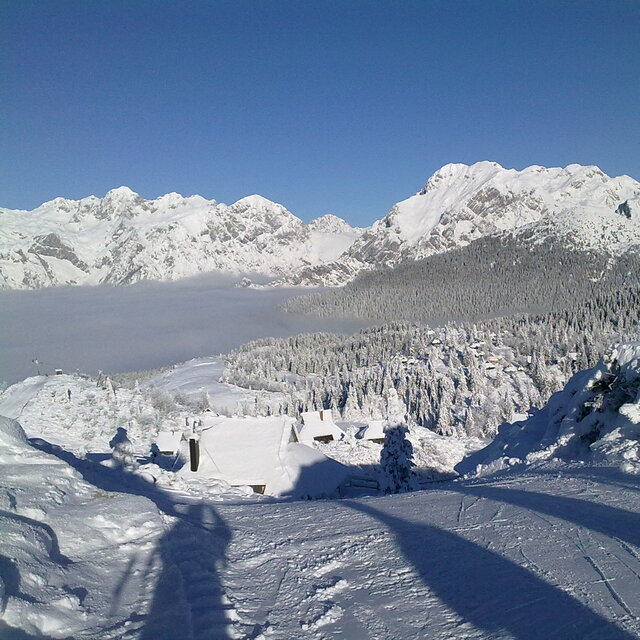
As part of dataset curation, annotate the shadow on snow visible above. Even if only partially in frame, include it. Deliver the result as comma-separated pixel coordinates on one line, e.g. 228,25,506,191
25,437,640,639
345,500,636,640
442,482,640,547
287,459,638,639
28,437,245,640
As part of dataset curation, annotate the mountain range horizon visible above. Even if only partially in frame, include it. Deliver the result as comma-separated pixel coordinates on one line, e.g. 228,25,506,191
2,160,638,291
10,159,640,226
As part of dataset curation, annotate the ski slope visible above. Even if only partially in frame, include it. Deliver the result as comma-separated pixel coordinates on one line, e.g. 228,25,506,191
143,358,256,415
1,413,639,639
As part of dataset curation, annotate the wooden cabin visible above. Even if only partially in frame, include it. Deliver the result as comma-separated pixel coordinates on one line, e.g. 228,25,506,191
183,415,347,498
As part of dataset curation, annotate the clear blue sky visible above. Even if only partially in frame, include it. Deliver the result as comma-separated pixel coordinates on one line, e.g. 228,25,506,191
2,0,639,225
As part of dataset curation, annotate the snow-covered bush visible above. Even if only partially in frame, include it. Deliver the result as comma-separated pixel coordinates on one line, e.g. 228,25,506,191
146,387,179,415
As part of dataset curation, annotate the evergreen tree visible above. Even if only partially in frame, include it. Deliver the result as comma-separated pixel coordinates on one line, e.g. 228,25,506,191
109,427,138,471
379,424,419,494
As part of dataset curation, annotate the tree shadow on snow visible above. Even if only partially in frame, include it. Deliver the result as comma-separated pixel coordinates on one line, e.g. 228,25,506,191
531,465,640,494
28,437,241,640
345,500,636,640
443,482,640,547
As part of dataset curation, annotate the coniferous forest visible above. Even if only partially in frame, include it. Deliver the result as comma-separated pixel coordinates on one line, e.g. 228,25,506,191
223,280,639,437
284,236,640,325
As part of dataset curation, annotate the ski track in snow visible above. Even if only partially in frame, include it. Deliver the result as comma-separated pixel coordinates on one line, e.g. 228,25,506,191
201,476,640,640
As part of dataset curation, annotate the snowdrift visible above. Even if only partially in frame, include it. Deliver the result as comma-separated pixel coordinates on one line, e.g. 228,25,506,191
0,416,167,637
457,343,640,476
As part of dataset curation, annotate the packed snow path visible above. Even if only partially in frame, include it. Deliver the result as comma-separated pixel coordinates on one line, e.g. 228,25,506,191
219,470,640,639
3,422,639,640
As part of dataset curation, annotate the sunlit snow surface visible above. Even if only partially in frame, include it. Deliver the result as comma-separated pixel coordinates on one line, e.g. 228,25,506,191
1,413,639,639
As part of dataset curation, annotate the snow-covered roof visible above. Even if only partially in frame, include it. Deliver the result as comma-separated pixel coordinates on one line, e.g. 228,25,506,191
362,420,386,441
155,430,183,453
192,416,347,497
298,411,345,443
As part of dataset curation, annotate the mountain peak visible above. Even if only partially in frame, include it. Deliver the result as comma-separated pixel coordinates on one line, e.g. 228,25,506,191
231,194,282,210
421,161,504,194
308,214,353,233
104,186,139,200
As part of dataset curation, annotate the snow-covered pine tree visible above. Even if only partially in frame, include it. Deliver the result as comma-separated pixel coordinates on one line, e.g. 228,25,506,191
109,427,138,471
379,424,419,494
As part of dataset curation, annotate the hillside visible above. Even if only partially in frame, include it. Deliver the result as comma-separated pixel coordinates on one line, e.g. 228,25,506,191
223,287,640,438
284,236,640,324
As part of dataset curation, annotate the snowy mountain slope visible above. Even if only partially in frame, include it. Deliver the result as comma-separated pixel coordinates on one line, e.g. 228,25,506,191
142,358,257,417
0,415,251,639
457,342,640,477
280,162,640,286
0,189,360,289
2,412,640,639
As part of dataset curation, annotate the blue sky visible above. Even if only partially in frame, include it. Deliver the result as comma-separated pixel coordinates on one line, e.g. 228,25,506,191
2,0,639,225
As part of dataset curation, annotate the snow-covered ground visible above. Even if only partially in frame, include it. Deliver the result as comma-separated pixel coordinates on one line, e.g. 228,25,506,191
316,427,488,482
143,358,257,417
2,345,639,638
2,413,639,639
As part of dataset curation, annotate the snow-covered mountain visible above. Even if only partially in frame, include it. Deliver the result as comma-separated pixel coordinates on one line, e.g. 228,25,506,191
2,162,638,290
0,189,361,289
281,161,640,286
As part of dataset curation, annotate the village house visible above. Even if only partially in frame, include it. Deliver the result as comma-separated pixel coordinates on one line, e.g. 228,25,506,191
297,410,345,444
174,415,348,498
154,430,183,456
359,420,387,444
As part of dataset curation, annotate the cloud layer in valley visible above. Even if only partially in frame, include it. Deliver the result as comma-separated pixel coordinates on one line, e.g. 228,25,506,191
0,274,365,384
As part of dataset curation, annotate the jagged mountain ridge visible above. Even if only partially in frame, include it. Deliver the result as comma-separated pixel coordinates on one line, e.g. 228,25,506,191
1,161,638,290
280,161,640,287
0,189,361,289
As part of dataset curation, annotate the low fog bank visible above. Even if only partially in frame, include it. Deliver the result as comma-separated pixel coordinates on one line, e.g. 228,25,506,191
0,274,367,384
